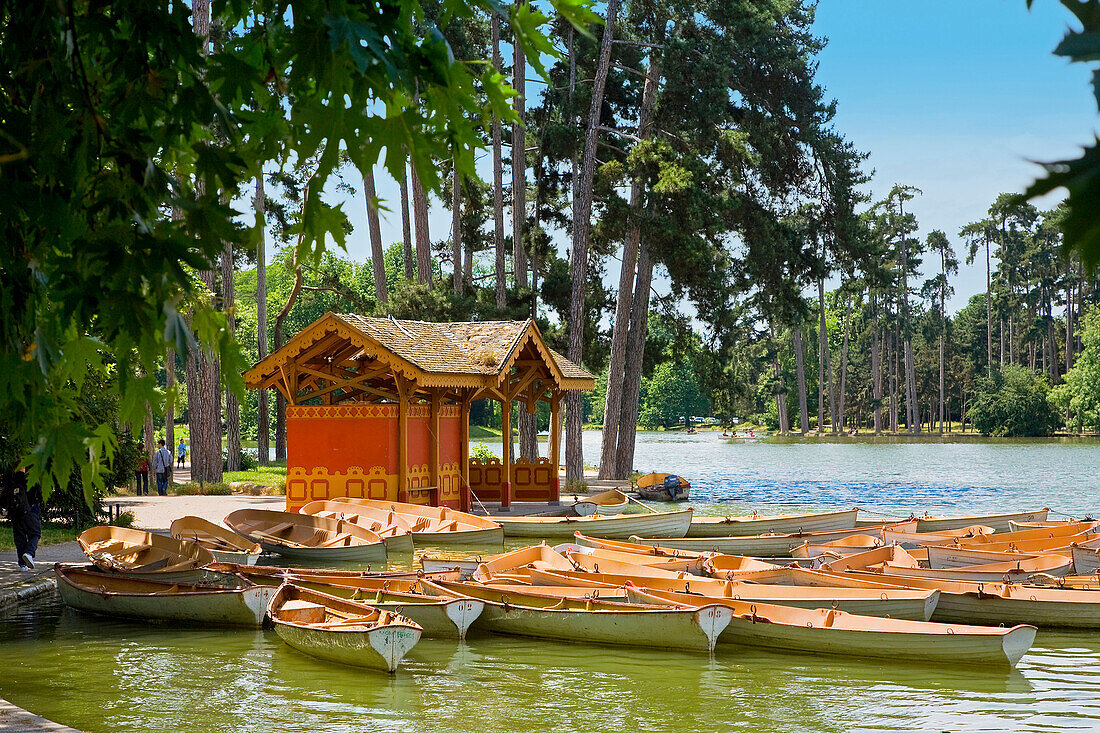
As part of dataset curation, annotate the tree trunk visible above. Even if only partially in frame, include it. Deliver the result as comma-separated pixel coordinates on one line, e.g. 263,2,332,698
1066,260,1074,374
985,242,993,374
793,324,809,434
565,0,619,483
492,15,507,309
839,298,851,432
769,320,789,435
872,296,882,435
399,165,414,281
599,47,661,479
411,165,432,285
614,242,654,477
165,347,176,458
187,0,223,484
451,162,463,296
512,21,528,293
254,178,269,465
363,169,388,303
817,276,833,432
904,338,918,434
222,212,240,472
142,397,155,490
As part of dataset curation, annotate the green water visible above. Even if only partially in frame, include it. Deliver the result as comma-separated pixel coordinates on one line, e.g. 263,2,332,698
3,592,1100,732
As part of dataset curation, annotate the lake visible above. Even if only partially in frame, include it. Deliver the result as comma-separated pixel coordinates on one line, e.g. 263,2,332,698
3,433,1100,732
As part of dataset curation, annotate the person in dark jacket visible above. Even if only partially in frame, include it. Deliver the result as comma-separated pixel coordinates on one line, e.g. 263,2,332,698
1,467,42,571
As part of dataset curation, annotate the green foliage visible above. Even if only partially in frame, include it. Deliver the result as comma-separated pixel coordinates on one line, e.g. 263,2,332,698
967,364,1059,437
174,482,233,496
110,511,137,529
1023,1,1100,266
638,360,710,430
470,443,496,462
1053,306,1100,431
1,0,593,502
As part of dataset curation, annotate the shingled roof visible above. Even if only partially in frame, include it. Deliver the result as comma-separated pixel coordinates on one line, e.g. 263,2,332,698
244,312,594,393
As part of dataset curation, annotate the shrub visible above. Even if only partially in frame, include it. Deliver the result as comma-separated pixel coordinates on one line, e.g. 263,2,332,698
109,510,136,528
174,481,233,496
470,443,496,462
223,449,257,471
967,364,1060,437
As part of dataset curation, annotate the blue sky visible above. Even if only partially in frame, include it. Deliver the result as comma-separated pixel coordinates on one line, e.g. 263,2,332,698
324,0,1097,314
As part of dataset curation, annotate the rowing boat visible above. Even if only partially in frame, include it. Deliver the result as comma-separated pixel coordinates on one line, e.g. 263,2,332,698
686,509,858,537
556,544,711,574
260,576,483,639
817,569,1100,628
224,509,387,562
420,580,729,652
635,473,691,502
78,526,215,580
55,564,275,627
525,567,939,620
1072,546,1100,575
791,534,883,559
268,584,423,672
951,532,1100,555
210,563,460,585
299,500,416,552
572,489,633,516
625,585,1034,667
913,509,1051,534
571,532,704,557
629,521,916,557
321,498,503,545
565,552,703,579
924,546,1043,569
958,520,1099,546
815,544,920,572
170,516,263,565
469,544,576,581
882,555,1074,582
496,509,693,539
882,524,994,549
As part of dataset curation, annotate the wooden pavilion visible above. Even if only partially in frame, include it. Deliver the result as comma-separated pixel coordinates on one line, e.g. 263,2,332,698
244,313,595,512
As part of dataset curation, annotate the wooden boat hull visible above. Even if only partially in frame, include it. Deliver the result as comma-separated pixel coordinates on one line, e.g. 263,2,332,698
884,555,1074,582
225,508,387,562
528,568,938,620
317,498,504,545
824,571,1100,628
284,582,484,639
78,526,215,576
925,546,1040,569
496,509,693,539
915,509,1050,534
573,489,632,516
686,509,858,538
1072,546,1100,575
628,588,1034,668
170,516,264,564
269,585,422,672
631,523,902,557
274,621,421,672
55,566,275,628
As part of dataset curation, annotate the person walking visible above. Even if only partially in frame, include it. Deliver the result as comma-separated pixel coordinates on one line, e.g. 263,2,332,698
177,438,187,469
1,467,42,571
153,439,173,496
135,445,149,496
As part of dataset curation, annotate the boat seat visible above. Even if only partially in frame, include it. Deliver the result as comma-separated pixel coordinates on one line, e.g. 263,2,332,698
280,600,327,624
112,544,155,557
316,533,354,548
264,522,296,536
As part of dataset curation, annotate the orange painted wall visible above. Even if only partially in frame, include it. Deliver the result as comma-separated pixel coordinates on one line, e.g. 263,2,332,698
284,404,463,510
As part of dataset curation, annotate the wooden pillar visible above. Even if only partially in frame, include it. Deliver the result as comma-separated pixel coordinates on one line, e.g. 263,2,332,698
500,397,512,510
549,393,562,502
428,389,441,507
459,393,472,512
396,374,411,503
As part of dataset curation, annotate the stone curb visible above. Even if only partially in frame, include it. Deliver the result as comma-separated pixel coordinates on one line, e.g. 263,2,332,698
0,577,56,615
0,697,82,732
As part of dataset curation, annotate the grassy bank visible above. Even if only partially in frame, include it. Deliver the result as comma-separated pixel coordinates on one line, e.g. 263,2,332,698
0,521,80,552
223,462,288,491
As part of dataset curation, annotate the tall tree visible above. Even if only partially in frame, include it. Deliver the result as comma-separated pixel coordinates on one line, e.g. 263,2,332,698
411,166,433,284
254,177,270,465
492,15,507,309
924,230,957,434
363,170,388,303
565,0,619,482
400,166,415,281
